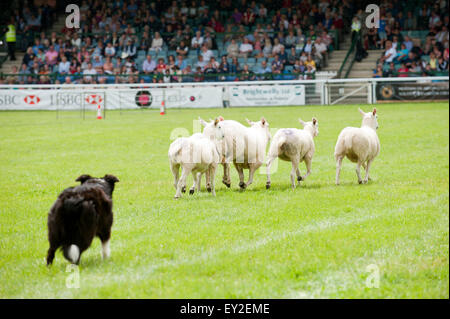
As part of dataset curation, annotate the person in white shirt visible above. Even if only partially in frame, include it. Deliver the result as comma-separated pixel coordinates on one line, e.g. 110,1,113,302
104,42,116,57
380,40,397,64
314,38,328,66
227,39,239,58
239,38,253,58
150,32,163,52
83,62,97,83
195,54,207,70
71,33,81,49
58,55,70,74
191,31,204,49
200,44,214,62
272,38,284,56
142,55,156,73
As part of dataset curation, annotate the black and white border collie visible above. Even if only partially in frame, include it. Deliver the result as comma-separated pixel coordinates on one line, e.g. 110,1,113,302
46,174,119,265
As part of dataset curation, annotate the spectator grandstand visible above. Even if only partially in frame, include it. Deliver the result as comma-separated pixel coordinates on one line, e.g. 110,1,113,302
367,0,449,78
0,0,448,85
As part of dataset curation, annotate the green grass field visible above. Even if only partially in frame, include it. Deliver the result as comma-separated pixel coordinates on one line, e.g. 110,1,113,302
0,102,448,298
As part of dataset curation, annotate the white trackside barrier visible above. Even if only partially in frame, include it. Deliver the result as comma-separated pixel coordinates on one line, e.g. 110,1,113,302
0,77,448,110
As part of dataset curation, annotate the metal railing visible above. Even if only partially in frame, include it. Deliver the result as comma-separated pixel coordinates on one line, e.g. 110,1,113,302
0,71,316,84
337,33,358,79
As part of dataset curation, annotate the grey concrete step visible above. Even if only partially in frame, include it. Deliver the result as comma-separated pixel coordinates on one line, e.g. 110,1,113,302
1,53,26,72
323,62,344,69
331,50,350,56
346,49,384,78
347,71,374,78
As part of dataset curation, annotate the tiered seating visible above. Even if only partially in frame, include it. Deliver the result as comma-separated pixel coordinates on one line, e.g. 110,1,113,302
2,0,352,84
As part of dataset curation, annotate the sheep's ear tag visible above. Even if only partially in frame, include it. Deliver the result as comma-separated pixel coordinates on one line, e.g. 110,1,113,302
373,108,377,115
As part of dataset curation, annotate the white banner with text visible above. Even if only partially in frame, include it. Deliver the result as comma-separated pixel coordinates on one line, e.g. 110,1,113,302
228,85,305,106
0,87,223,110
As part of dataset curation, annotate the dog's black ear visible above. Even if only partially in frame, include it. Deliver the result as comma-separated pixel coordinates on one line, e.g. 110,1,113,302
104,174,119,184
76,174,92,184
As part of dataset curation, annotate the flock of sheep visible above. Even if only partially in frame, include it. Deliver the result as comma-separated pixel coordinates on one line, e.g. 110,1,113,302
168,108,380,198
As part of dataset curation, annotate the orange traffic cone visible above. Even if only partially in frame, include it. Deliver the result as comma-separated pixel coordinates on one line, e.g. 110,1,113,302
96,105,103,119
160,100,165,115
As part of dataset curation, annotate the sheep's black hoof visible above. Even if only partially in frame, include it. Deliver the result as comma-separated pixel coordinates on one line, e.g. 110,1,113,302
222,181,231,188
239,182,246,189
358,180,363,184
182,186,186,193
266,183,271,189
189,189,195,195
206,186,212,192
297,176,303,181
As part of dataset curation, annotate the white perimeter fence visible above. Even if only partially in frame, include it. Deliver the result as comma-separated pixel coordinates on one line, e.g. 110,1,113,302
0,77,448,112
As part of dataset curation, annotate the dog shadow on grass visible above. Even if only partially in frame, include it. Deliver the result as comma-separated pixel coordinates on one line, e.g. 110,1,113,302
46,252,111,271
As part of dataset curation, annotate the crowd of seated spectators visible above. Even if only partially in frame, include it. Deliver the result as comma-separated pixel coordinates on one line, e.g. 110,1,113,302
369,0,449,78
12,2,57,34
3,0,356,85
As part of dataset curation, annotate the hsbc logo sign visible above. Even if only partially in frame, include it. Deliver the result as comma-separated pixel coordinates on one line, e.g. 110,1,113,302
0,91,106,110
24,95,41,105
85,94,103,105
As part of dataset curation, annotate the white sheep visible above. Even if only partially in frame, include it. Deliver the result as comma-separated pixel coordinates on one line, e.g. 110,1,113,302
200,117,271,189
334,107,380,185
199,117,231,188
236,118,272,189
168,118,224,198
266,118,319,189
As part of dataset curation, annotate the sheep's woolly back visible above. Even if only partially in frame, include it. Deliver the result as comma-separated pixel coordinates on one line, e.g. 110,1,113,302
334,127,380,163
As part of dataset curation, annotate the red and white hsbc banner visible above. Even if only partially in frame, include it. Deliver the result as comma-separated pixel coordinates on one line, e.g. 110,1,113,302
228,85,305,107
0,87,223,110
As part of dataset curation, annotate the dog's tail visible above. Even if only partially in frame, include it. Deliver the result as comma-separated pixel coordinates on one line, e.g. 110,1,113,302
60,196,97,264
63,245,80,264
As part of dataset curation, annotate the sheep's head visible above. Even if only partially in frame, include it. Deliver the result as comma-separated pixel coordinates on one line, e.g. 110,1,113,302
246,117,272,141
299,117,319,137
199,117,225,140
359,107,379,130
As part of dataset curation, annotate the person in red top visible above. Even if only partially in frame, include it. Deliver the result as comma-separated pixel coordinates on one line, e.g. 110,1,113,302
243,8,255,27
282,0,292,8
398,63,409,77
208,17,224,33
156,58,166,73
291,14,300,27
333,13,344,30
